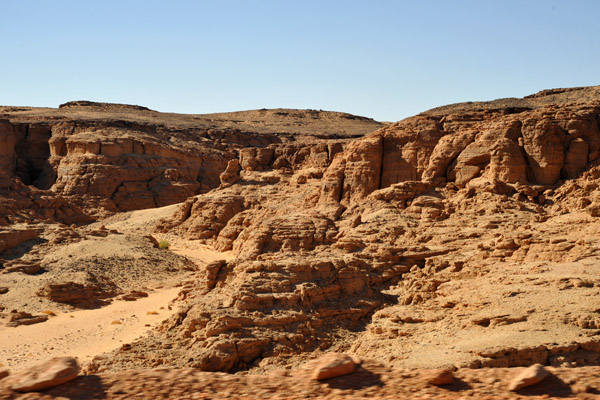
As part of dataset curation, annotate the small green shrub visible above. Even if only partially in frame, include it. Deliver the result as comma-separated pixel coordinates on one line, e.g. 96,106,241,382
158,239,170,249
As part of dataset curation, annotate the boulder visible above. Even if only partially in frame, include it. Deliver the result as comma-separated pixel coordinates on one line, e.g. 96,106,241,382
8,357,79,392
508,364,551,391
310,353,357,381
422,368,454,386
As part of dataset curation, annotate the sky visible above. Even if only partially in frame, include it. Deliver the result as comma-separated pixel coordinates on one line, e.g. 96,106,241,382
1,1,599,122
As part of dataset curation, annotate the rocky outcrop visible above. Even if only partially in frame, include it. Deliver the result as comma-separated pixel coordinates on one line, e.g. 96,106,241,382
316,103,600,211
229,212,338,257
0,104,381,218
159,193,247,240
37,279,118,308
0,120,53,189
45,122,233,212
239,142,344,172
3,260,43,275
87,252,392,373
0,229,38,255
9,88,600,380
219,159,241,187
5,311,48,327
120,86,600,374
0,178,93,226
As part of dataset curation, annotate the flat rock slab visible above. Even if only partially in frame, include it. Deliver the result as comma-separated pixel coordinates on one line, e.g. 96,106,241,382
6,312,48,327
310,353,357,381
4,263,43,275
508,363,550,391
8,357,79,392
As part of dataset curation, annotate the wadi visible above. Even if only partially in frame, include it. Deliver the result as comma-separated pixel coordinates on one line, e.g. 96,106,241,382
2,86,600,398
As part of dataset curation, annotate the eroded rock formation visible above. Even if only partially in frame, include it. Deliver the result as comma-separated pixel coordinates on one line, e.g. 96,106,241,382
5,88,600,383
85,86,600,374
0,103,382,219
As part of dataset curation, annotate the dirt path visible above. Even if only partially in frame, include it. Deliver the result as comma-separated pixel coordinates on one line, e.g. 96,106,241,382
0,287,180,372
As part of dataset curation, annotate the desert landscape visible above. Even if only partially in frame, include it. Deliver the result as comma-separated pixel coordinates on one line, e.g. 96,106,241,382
2,86,600,398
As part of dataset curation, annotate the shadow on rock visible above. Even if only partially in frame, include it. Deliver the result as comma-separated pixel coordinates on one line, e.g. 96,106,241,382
324,366,383,391
44,375,107,400
442,377,472,392
515,374,573,398
2,238,47,260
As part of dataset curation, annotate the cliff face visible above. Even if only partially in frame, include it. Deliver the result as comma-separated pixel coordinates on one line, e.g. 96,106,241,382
318,102,600,212
0,103,382,220
84,86,600,374
0,120,53,189
46,121,235,212
0,118,274,214
5,89,600,377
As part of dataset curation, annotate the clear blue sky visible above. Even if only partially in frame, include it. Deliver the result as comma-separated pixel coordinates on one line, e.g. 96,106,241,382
1,1,599,121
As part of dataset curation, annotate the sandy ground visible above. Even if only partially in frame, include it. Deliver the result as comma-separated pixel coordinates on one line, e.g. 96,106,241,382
0,201,236,374
170,243,233,263
0,286,181,372
97,204,180,234
95,202,234,263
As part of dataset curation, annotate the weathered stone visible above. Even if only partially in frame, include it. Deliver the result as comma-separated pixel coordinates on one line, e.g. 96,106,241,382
8,88,600,381
6,311,48,327
0,106,380,219
37,280,117,308
8,357,79,392
422,368,454,386
310,353,357,381
4,262,43,275
507,364,551,391
144,234,160,248
118,291,149,301
0,229,38,254
219,159,241,187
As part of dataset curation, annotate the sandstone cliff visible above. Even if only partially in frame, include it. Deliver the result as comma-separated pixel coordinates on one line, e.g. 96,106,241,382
5,88,600,380
85,86,600,374
0,102,382,221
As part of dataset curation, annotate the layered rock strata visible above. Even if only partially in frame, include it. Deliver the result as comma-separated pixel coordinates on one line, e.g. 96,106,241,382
0,103,382,219
87,86,600,373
